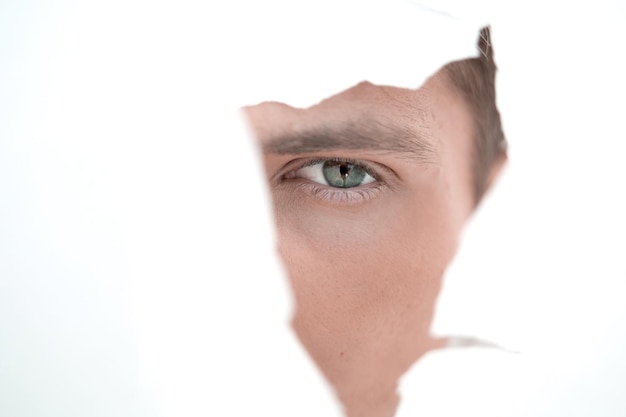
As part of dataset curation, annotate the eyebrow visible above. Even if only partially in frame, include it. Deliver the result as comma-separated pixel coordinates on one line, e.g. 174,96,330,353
262,117,438,163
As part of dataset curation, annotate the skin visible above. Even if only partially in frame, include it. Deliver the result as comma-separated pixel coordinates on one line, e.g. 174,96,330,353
244,72,504,417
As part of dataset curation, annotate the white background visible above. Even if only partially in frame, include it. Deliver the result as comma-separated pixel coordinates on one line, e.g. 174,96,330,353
1,1,625,416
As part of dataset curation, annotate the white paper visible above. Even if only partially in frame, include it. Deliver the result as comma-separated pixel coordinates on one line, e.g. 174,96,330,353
2,1,625,416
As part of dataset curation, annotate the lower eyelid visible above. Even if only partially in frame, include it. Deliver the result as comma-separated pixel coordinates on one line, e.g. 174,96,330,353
286,180,385,204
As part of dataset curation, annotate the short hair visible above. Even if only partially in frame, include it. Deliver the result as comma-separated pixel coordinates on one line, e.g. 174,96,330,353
441,26,507,202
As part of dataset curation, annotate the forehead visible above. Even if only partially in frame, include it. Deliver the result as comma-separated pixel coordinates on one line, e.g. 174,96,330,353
247,84,428,145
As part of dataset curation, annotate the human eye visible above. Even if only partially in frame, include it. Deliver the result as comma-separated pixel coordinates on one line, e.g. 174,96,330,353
280,158,388,204
290,159,376,188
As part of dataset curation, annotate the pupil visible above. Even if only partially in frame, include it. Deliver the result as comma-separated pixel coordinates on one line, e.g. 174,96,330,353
339,164,350,177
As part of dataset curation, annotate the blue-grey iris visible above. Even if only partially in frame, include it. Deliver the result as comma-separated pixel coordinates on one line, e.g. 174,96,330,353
322,161,367,188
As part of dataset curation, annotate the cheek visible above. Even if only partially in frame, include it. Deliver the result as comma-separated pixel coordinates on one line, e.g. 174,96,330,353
274,185,459,333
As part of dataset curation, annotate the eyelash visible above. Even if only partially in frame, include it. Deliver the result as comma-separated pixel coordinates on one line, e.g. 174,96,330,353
279,157,388,204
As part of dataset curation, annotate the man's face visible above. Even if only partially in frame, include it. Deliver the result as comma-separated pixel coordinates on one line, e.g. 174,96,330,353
244,72,477,416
